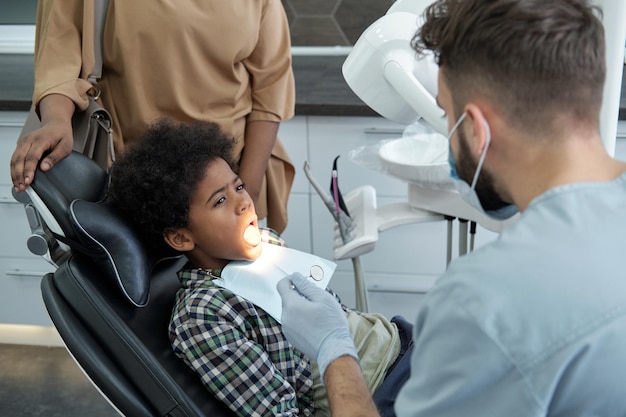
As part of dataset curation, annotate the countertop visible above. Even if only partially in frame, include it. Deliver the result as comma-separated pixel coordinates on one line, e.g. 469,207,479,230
1,54,625,119
0,54,379,117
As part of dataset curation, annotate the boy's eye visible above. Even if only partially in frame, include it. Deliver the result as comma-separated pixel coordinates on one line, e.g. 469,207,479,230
237,183,245,191
214,196,226,206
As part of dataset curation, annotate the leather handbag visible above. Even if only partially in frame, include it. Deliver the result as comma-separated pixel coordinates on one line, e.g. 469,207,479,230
19,97,113,171
19,0,113,171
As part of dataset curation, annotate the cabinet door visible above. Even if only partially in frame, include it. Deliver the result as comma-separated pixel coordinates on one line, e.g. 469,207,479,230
307,115,409,199
0,111,26,186
0,112,56,326
0,113,42,259
278,116,312,252
0,257,54,326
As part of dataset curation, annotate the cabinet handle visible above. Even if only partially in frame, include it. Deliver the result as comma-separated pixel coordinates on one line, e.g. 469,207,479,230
0,197,20,205
5,270,50,278
363,127,405,135
0,122,27,128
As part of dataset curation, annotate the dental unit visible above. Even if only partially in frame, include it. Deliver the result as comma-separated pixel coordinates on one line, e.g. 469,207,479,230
304,0,626,312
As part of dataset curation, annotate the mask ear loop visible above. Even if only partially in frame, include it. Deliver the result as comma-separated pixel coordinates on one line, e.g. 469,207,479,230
470,120,492,190
447,112,467,140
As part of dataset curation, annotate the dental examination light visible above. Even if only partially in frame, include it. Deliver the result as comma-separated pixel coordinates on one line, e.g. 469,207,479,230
342,1,445,134
343,0,626,152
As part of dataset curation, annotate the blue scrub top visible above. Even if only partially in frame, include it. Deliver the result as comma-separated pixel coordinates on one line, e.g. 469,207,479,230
396,172,626,417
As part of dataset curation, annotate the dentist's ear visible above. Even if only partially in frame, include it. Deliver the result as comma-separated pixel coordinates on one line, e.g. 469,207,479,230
163,228,195,252
464,103,491,156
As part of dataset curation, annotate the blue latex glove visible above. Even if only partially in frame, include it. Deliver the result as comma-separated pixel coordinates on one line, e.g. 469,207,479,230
277,273,359,381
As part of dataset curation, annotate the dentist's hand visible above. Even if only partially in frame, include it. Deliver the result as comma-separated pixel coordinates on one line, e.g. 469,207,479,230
277,273,359,381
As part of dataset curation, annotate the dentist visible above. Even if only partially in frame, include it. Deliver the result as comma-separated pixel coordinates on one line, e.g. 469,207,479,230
278,0,626,416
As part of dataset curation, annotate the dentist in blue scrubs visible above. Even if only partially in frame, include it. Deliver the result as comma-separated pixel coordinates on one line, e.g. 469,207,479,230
278,0,626,416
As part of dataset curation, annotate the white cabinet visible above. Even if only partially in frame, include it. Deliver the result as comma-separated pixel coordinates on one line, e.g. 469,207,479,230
277,116,311,253
0,111,55,327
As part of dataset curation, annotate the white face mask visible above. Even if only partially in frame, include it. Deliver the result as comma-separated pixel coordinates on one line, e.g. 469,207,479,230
447,112,518,221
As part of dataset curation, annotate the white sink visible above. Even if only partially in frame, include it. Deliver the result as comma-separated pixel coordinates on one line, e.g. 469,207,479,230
379,133,453,189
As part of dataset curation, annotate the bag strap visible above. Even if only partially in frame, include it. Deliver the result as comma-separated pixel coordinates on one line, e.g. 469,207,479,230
88,0,110,87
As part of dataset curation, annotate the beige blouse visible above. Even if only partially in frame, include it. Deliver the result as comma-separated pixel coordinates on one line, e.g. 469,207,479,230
33,0,296,230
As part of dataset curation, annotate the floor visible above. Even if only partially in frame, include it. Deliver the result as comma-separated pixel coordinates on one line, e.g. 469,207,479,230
0,344,119,417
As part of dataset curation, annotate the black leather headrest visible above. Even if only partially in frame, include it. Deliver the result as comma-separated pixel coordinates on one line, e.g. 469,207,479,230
29,151,109,241
27,151,164,307
69,200,154,307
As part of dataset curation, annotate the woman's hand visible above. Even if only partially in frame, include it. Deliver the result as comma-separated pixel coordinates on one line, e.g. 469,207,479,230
11,94,75,192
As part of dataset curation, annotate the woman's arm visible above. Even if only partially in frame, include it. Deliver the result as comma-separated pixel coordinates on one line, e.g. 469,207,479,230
12,0,92,191
238,120,279,205
11,94,75,192
244,0,295,123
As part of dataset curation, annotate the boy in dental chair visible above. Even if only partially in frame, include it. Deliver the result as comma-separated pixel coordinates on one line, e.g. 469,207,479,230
108,117,411,417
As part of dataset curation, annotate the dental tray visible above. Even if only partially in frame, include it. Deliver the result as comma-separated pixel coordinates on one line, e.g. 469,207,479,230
333,185,444,260
332,186,378,260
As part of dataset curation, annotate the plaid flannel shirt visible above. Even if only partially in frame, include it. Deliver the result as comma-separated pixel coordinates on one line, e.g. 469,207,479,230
169,229,315,417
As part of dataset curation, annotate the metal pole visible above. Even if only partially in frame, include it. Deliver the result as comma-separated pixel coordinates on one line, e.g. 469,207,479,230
445,215,455,266
458,219,468,256
352,256,369,312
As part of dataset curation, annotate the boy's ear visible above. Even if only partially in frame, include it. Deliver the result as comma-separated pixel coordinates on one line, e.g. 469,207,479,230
163,228,195,252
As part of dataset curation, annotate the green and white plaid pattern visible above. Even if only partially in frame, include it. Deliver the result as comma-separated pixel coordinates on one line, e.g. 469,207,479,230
169,228,315,416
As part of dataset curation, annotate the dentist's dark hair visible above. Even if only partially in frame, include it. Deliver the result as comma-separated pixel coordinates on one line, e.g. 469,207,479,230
412,0,605,134
109,117,236,251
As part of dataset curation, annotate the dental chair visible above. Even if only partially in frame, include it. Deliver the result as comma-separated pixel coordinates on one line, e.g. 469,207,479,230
14,152,234,416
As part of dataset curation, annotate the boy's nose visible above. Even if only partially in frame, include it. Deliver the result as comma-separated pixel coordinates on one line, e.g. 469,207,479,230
237,194,252,213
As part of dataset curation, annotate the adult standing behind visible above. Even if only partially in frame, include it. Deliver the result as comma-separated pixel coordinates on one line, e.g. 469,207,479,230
278,0,626,416
10,0,295,233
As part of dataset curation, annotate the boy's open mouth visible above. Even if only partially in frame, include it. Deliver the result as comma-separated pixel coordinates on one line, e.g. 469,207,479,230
243,219,261,246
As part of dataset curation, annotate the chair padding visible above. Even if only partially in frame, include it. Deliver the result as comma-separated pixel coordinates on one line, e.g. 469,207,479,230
31,150,159,307
33,151,237,415
43,254,234,416
30,151,108,241
69,199,154,307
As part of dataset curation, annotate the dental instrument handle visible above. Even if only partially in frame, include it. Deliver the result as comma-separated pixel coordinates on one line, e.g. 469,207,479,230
469,221,477,252
303,161,337,212
303,161,353,244
332,170,340,216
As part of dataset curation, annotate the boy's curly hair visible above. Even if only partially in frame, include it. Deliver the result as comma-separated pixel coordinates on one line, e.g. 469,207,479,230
108,117,237,252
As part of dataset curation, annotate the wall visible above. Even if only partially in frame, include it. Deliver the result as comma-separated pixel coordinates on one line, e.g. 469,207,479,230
0,0,36,24
0,0,394,46
281,0,394,46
